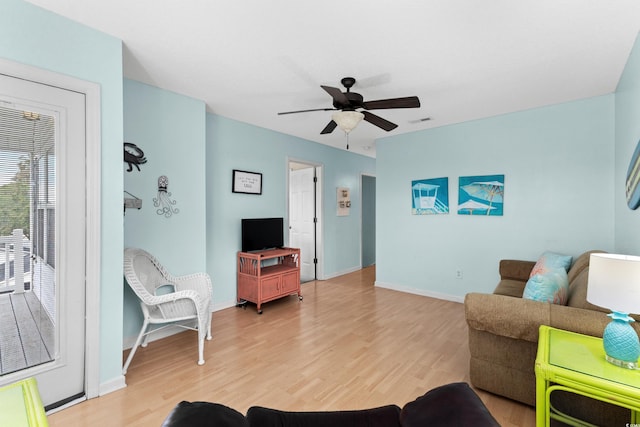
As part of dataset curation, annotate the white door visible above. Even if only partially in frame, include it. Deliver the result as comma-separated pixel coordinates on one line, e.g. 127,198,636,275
289,166,316,282
0,73,86,408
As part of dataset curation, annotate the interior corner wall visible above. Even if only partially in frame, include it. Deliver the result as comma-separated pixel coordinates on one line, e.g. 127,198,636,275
123,79,207,342
376,95,615,300
615,31,640,254
205,114,375,309
1,0,125,388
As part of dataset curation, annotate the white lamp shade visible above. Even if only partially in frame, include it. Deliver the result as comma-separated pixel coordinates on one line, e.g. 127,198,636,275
587,253,640,314
332,111,364,133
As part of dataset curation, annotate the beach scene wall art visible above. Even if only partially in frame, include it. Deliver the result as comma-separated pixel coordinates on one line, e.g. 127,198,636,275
458,174,504,216
411,177,449,215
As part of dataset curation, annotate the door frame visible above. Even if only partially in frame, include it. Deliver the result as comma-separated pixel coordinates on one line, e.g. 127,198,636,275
286,158,323,280
0,58,102,400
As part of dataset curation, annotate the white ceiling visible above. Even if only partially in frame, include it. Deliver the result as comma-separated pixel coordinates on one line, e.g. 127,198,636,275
25,0,640,157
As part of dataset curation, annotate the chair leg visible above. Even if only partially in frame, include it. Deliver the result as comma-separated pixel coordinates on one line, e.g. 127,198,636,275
197,328,205,366
123,319,149,375
206,312,212,340
196,313,209,365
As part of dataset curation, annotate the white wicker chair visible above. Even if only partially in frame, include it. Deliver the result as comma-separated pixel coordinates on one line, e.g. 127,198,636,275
122,248,213,374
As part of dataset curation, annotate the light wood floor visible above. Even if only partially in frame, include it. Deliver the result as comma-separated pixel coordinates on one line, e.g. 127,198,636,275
48,266,535,426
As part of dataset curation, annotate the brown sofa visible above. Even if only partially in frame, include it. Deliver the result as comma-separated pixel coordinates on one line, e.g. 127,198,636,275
464,250,639,425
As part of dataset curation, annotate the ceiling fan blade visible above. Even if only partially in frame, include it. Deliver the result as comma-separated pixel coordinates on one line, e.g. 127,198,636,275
320,120,337,134
363,96,420,110
278,108,336,115
362,111,398,132
321,85,350,106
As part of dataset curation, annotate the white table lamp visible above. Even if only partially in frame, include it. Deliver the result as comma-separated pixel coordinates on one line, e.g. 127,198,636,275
587,253,640,369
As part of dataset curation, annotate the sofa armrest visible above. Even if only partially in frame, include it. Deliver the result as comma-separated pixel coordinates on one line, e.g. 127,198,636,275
465,292,640,343
465,293,550,343
498,260,535,282
549,304,614,338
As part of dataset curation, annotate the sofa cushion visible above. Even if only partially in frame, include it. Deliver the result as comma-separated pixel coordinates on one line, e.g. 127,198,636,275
523,268,569,305
530,251,572,277
162,401,248,427
399,382,499,427
246,405,401,427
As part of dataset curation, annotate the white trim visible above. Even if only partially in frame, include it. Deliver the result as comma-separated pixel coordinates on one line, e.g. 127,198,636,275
98,375,126,396
323,265,362,280
286,157,324,280
315,166,324,280
84,82,102,399
374,280,465,304
0,58,102,400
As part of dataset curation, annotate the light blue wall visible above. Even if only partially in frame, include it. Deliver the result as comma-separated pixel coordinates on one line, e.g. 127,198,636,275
206,115,375,307
615,32,640,255
123,79,207,340
7,0,638,396
376,96,615,299
1,0,124,385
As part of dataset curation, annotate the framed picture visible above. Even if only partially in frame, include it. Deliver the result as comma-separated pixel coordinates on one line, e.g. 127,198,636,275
411,177,449,215
232,169,262,195
458,174,504,216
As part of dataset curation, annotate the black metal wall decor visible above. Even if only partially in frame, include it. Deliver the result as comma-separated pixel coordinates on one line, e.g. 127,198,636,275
123,190,142,215
124,142,147,172
153,175,179,217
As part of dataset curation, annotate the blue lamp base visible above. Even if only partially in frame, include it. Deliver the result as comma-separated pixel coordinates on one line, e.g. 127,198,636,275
603,311,640,369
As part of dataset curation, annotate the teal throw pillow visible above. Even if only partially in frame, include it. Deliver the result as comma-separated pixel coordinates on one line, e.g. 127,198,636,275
530,251,572,277
523,268,569,305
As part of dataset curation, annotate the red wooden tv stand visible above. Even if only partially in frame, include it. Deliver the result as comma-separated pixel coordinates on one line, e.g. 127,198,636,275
237,247,302,314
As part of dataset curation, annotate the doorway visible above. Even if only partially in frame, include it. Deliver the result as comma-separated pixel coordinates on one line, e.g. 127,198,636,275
361,174,376,267
288,160,322,282
0,68,92,409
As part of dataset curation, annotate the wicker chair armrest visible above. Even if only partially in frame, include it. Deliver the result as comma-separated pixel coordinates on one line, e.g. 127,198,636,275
149,290,202,319
174,273,213,307
146,289,198,304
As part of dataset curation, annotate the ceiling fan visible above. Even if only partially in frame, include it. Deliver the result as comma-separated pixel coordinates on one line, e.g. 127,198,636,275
278,77,421,135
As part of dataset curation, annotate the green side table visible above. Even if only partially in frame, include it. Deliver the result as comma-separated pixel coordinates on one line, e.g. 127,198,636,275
0,377,48,426
535,325,640,427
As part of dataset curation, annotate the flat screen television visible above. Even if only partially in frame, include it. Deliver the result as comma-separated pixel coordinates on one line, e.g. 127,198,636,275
241,217,284,252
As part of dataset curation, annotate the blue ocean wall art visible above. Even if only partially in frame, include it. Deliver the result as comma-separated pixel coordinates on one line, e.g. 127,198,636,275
458,174,504,216
411,177,449,215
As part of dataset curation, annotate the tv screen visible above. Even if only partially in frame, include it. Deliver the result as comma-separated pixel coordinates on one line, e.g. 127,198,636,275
241,218,284,252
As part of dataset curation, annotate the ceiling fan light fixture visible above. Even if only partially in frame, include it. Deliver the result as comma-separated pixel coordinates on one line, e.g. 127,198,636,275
332,111,364,134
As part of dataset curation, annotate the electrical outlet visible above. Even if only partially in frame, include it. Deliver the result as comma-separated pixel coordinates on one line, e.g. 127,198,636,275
456,269,463,279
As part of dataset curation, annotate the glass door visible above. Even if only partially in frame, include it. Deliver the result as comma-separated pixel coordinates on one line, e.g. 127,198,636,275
0,72,86,408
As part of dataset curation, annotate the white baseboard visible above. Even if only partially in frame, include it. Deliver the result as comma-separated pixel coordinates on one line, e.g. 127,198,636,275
99,375,126,396
374,280,464,304
212,299,238,312
322,265,362,280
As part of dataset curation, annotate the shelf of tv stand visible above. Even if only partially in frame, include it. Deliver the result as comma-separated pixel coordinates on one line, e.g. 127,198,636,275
237,247,301,314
